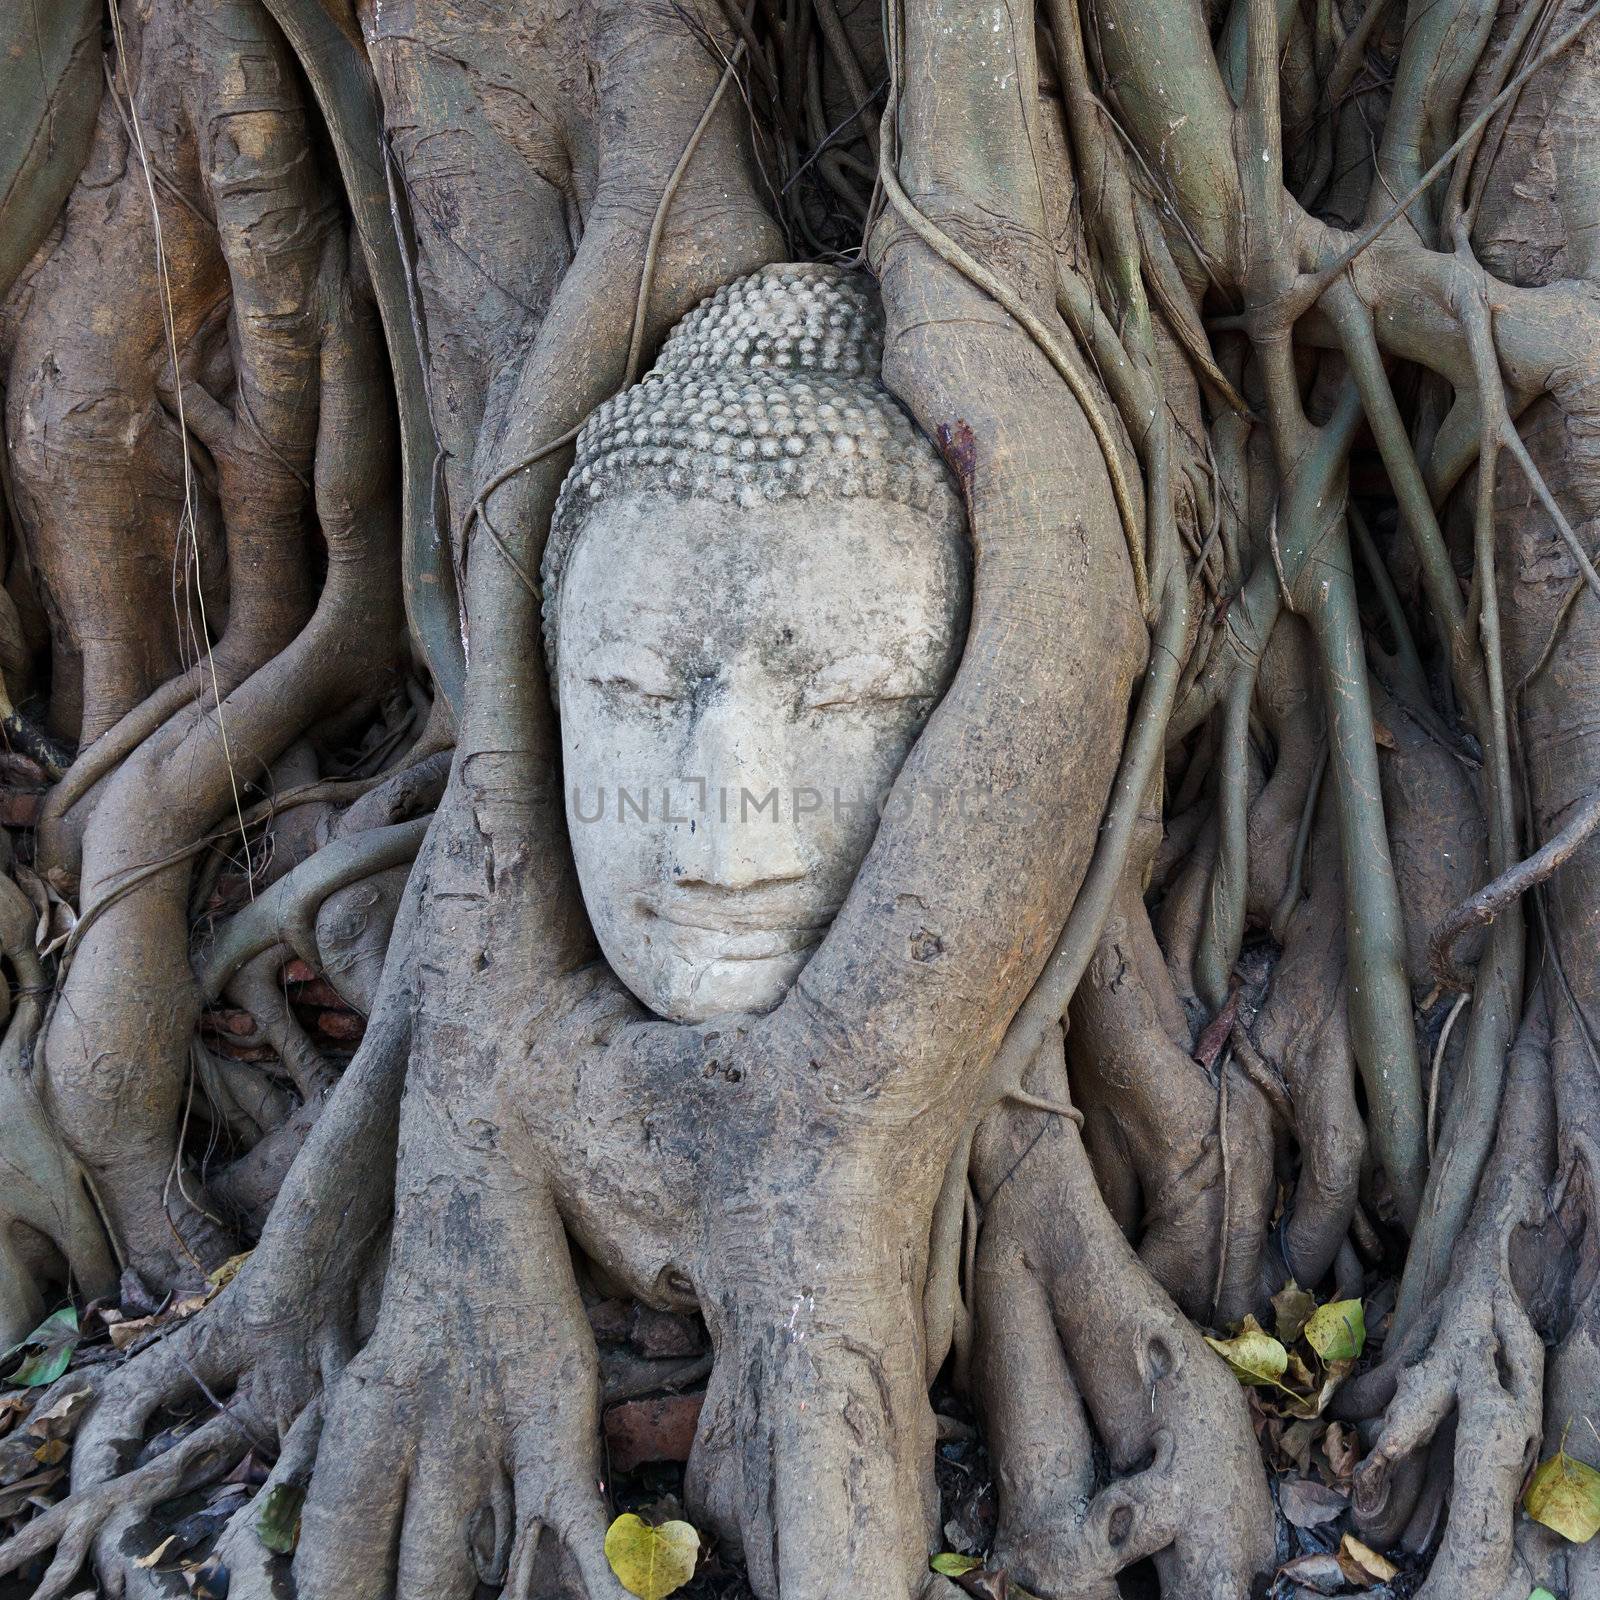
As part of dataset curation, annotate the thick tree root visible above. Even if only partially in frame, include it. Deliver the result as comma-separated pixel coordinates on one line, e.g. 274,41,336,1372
972,1033,1276,1599
1351,999,1554,1596
1070,878,1275,1324
0,867,114,1344
0,879,420,1595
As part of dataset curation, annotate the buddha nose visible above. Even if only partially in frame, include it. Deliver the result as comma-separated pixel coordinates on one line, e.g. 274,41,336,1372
675,700,808,890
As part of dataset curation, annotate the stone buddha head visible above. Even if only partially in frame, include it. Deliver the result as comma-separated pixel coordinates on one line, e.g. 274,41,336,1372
545,264,969,1023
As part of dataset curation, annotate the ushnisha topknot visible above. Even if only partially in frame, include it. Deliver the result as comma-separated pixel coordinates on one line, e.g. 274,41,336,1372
542,262,964,675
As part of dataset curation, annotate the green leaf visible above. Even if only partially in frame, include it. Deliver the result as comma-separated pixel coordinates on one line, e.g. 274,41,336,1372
931,1553,983,1576
2,1307,80,1387
1205,1321,1289,1387
255,1483,306,1555
605,1513,699,1599
1271,1281,1317,1344
1524,1450,1600,1543
1305,1299,1366,1362
1528,1589,1557,1600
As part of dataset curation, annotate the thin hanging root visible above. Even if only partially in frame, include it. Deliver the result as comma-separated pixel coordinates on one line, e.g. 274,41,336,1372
1268,739,1326,942
1431,782,1600,990
1211,1054,1232,1321
1499,420,1600,606
1290,0,1600,310
1428,993,1470,1158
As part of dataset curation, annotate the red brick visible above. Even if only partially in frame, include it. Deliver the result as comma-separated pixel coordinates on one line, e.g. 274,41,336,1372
201,1008,256,1037
215,1042,277,1063
313,1009,364,1041
603,1394,704,1473
0,790,42,827
0,754,46,787
293,978,346,1008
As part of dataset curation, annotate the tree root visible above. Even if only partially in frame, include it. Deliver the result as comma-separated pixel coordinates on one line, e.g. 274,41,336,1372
1070,877,1275,1323
0,867,114,1345
37,217,400,1286
1351,995,1554,1596
2,872,420,1595
971,1031,1276,1599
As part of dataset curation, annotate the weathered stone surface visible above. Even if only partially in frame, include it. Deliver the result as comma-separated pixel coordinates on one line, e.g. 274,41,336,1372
548,264,969,1023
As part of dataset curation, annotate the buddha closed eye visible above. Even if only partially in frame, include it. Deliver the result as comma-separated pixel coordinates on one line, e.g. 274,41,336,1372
544,264,970,1024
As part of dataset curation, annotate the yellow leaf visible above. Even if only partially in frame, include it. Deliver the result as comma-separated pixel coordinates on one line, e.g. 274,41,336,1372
931,1553,982,1576
604,1513,699,1599
1524,1450,1600,1543
135,1535,178,1570
207,1252,251,1293
1205,1321,1289,1387
1305,1300,1366,1362
1337,1533,1397,1586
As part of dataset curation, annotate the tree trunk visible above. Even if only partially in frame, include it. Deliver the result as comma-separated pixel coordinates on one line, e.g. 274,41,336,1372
0,2,1598,1597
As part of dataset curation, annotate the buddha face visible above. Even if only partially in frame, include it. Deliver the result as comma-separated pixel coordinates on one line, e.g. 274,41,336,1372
557,489,968,1022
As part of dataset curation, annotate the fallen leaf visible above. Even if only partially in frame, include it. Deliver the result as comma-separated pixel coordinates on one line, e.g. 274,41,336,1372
189,1560,230,1599
0,1465,64,1516
1277,1552,1347,1594
32,1438,66,1467
1323,1421,1360,1488
1277,1418,1318,1473
255,1482,306,1555
2,1308,80,1387
1278,1476,1348,1528
1206,1320,1289,1387
1524,1449,1600,1543
604,1512,699,1599
931,1555,984,1577
106,1314,161,1352
27,1387,91,1440
1338,1533,1399,1585
134,1535,178,1570
1272,1281,1317,1344
1529,1589,1558,1600
1305,1300,1366,1362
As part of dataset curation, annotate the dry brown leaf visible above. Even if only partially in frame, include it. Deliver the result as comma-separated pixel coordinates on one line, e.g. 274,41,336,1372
1322,1421,1359,1486
28,1387,91,1441
1277,1552,1346,1593
1278,1476,1348,1528
106,1314,160,1351
0,1466,65,1517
